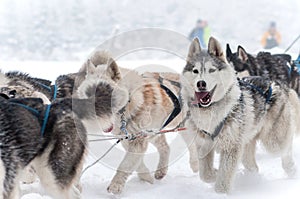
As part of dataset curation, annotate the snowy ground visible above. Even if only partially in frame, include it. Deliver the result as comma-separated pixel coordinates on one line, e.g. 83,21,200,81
1,60,300,199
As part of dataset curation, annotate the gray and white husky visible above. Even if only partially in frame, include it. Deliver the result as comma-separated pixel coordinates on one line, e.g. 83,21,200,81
180,37,299,193
0,74,128,198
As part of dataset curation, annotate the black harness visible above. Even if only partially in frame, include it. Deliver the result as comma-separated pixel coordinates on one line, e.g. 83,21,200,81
157,76,182,130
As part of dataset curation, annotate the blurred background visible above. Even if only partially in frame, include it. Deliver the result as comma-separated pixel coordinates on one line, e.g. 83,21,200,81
0,0,299,61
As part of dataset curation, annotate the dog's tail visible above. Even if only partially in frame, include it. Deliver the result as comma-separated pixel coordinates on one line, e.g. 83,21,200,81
289,89,300,136
79,50,112,73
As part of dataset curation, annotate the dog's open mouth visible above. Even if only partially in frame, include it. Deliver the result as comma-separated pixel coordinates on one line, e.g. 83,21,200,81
191,85,217,107
103,125,114,133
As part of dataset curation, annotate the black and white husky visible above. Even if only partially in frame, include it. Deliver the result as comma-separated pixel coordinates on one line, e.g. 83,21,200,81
0,76,128,198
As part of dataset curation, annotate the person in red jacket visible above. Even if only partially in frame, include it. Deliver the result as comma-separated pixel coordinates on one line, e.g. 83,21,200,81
261,22,281,49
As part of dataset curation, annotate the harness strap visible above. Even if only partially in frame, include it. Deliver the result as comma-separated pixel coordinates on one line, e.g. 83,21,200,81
238,78,273,104
200,93,244,140
201,119,226,141
40,84,57,136
41,104,51,136
35,81,52,92
157,75,182,130
9,102,40,117
159,83,182,130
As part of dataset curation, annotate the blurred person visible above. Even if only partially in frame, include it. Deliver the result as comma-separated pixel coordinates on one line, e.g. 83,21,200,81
189,19,206,48
203,20,211,47
295,51,300,73
261,21,281,49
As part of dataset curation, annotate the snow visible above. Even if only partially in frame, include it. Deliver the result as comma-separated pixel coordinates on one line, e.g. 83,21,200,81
0,0,299,61
1,0,299,197
1,60,300,199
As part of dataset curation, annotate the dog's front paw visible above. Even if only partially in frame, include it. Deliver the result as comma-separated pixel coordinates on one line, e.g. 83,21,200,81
107,182,125,195
214,180,230,193
155,167,168,180
200,168,217,183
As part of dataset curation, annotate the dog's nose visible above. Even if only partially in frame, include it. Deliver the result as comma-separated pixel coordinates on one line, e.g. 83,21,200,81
197,80,206,90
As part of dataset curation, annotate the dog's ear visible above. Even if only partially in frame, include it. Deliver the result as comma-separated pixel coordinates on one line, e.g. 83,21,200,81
226,44,233,61
237,46,248,62
208,37,226,62
112,86,129,112
106,58,121,82
86,59,97,74
187,38,201,61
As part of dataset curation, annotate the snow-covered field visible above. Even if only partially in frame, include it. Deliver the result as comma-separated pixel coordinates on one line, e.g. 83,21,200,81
1,60,300,199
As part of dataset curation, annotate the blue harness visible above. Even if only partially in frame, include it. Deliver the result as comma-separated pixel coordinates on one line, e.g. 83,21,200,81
238,78,273,104
9,84,57,136
40,84,57,135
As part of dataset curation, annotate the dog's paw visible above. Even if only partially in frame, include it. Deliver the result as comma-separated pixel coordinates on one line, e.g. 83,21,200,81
20,168,37,184
190,160,199,173
285,164,297,178
282,158,297,178
138,172,154,184
107,182,125,195
214,180,230,194
200,168,217,183
154,167,168,180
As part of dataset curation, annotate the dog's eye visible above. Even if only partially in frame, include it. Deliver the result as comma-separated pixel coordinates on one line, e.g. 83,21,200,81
193,69,199,74
209,68,216,73
9,90,16,98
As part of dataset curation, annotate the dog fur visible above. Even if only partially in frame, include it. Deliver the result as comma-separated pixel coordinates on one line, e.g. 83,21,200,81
77,51,185,194
180,37,299,193
226,44,300,96
0,72,128,198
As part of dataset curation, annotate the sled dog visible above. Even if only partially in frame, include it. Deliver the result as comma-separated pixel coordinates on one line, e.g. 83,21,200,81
180,37,298,193
77,52,185,194
0,75,128,198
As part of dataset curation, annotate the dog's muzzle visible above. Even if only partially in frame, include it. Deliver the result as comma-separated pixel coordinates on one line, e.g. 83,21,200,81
191,85,217,107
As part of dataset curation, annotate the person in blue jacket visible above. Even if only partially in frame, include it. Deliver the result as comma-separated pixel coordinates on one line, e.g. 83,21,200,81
189,19,206,48
295,52,300,73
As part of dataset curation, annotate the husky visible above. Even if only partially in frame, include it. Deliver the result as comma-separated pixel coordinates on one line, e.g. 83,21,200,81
0,73,128,199
180,37,299,193
0,71,82,184
226,44,300,96
77,52,185,194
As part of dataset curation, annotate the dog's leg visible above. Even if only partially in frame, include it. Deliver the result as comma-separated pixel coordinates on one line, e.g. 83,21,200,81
198,147,217,183
0,160,5,199
215,146,242,193
6,170,21,199
1,163,20,199
281,139,297,177
136,161,154,184
195,135,217,183
7,182,20,199
36,164,81,199
73,152,86,193
242,138,259,172
150,135,170,180
107,139,148,194
181,132,199,173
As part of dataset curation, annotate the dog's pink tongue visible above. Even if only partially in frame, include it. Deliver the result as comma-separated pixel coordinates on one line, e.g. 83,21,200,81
103,125,113,133
191,91,210,104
